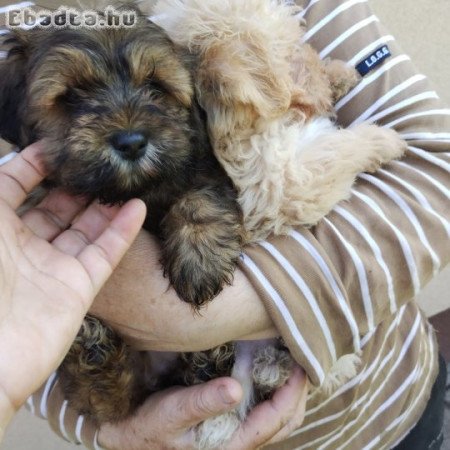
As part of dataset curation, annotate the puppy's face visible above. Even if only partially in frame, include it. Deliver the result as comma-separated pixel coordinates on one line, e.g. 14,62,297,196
0,13,208,203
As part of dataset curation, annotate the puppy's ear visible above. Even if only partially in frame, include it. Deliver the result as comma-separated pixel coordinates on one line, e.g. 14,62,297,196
154,0,303,127
289,44,337,119
0,31,31,147
197,43,293,119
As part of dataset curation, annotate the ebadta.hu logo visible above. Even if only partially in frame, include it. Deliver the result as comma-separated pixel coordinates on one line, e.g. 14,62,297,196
5,6,138,29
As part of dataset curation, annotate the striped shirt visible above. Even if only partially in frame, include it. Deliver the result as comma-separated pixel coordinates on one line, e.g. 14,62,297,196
1,0,449,448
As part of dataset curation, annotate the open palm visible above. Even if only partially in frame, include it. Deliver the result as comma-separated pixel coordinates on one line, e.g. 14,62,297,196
0,143,146,416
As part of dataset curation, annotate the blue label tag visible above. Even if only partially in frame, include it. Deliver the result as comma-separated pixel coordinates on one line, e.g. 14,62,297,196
356,45,391,76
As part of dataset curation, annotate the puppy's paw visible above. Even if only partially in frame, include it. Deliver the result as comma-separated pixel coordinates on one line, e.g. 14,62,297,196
352,124,407,171
253,345,294,396
195,412,240,450
178,344,236,386
59,316,142,423
161,186,243,308
165,251,235,307
324,59,360,102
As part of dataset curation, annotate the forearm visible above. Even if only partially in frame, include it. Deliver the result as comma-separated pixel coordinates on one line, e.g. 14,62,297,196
90,230,276,352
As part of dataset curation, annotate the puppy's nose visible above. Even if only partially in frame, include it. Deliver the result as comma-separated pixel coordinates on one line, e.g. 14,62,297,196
109,132,147,160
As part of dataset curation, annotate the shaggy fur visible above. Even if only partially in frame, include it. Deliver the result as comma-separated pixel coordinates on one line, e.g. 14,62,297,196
59,316,146,423
0,4,246,435
0,10,245,309
196,339,293,450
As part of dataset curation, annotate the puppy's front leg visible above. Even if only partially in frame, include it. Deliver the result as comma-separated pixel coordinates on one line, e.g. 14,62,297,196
323,59,360,102
288,123,407,225
161,185,244,307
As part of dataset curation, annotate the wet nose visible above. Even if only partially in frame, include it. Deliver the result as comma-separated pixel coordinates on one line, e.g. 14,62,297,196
109,132,147,160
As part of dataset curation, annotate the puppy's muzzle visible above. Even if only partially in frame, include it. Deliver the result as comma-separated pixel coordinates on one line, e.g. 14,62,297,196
109,131,148,161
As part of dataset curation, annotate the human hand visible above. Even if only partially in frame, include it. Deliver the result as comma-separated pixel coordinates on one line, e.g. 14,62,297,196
227,365,307,449
98,366,307,450
90,230,277,353
97,377,243,450
0,143,146,428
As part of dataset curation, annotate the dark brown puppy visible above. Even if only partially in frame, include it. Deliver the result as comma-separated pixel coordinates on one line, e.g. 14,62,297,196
0,7,244,422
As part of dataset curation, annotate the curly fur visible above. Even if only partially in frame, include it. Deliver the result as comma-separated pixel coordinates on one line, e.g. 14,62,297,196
195,339,293,450
154,0,406,241
59,317,145,423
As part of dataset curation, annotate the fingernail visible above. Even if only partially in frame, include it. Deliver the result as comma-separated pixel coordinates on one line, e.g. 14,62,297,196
219,385,240,405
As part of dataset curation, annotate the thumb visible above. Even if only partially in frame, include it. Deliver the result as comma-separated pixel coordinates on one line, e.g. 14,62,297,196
172,377,243,430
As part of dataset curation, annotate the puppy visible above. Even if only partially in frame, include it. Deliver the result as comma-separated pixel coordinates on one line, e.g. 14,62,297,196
154,0,406,240
0,3,247,440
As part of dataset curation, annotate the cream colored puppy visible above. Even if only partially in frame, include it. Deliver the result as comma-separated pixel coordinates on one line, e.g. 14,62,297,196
154,0,406,241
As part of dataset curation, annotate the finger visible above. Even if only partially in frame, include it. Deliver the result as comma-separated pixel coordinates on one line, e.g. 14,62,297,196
76,198,146,295
52,201,121,256
0,142,46,209
264,371,309,445
21,189,87,241
168,377,242,431
228,366,306,450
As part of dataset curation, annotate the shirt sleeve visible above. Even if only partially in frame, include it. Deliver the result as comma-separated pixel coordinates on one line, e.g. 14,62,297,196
26,374,102,450
238,0,449,387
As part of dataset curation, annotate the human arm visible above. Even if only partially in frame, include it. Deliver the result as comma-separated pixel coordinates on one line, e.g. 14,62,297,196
89,230,277,352
236,0,450,385
0,143,146,439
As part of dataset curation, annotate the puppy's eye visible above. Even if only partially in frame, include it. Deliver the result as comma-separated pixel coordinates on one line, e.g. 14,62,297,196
146,104,164,115
56,87,97,115
146,78,167,99
57,88,80,108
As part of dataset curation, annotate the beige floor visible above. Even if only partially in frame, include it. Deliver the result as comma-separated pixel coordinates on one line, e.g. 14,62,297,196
2,0,450,449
